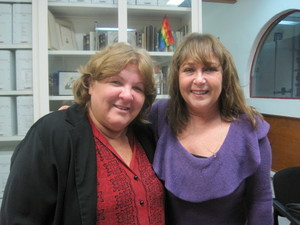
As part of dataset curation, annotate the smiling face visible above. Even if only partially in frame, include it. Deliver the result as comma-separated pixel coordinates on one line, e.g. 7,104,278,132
88,63,145,136
179,56,223,116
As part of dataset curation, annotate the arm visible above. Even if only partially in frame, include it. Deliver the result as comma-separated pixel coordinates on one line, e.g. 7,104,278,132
147,99,168,139
246,136,273,225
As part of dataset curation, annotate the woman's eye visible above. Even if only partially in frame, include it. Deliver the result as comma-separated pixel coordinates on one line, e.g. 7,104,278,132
204,67,218,73
110,80,121,85
133,86,144,93
183,67,194,73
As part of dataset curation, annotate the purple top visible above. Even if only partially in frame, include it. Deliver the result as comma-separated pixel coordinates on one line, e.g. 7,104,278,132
148,99,273,225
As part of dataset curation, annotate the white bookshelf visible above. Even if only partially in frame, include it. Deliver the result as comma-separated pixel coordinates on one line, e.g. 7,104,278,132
0,0,202,208
0,0,34,149
0,0,202,148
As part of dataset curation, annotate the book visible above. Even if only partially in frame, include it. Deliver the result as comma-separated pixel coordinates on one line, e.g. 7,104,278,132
0,4,12,44
48,10,60,50
13,3,32,44
16,50,32,90
0,50,14,90
49,72,59,96
136,31,143,48
83,33,90,50
16,96,33,136
0,97,16,136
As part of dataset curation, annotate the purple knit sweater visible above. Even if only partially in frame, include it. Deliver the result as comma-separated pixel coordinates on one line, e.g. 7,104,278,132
148,99,273,225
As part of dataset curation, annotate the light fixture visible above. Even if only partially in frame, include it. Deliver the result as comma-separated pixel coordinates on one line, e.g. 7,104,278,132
279,21,300,25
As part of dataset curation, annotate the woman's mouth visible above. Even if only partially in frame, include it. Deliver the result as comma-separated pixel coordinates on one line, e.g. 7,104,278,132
114,104,130,111
191,90,209,95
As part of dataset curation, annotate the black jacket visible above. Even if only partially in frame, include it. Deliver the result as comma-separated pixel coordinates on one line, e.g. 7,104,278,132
0,104,156,225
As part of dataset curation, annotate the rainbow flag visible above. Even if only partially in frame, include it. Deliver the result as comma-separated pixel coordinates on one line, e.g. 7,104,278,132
159,16,175,51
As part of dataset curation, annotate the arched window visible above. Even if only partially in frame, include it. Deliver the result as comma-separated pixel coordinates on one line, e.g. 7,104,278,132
251,10,300,99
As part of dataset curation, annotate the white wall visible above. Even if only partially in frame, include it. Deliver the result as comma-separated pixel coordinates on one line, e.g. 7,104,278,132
202,0,300,118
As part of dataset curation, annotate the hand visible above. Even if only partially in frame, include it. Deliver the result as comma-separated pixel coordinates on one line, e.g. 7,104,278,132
58,105,70,110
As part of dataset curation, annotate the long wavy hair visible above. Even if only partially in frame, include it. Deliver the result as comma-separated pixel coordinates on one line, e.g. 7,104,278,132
72,42,156,124
167,33,262,135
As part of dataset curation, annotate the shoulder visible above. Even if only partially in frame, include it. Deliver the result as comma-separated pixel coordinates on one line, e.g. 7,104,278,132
236,114,270,140
35,104,85,127
25,104,88,144
132,123,156,163
149,99,169,118
132,122,154,137
147,99,169,127
152,98,169,111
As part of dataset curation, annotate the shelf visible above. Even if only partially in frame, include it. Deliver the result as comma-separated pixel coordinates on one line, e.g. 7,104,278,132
0,136,24,151
46,1,197,114
49,94,169,101
48,50,173,56
0,44,32,50
0,90,33,96
49,96,74,101
0,136,24,142
128,5,191,18
156,94,169,99
0,0,31,2
48,2,190,18
48,50,96,56
48,50,172,67
48,3,117,17
203,0,236,3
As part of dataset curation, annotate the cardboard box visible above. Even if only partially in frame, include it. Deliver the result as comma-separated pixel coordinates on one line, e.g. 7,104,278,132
0,4,12,44
16,50,32,90
0,97,16,136
16,96,33,136
0,51,14,90
12,4,32,44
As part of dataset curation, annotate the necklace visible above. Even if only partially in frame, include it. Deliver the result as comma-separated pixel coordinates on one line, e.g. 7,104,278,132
201,119,224,158
205,145,218,158
179,117,227,158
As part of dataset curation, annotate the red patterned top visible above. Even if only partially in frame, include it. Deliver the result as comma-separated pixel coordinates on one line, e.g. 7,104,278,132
89,120,165,225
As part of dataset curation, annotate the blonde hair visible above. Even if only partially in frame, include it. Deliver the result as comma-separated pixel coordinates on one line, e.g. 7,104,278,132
73,42,156,124
167,33,262,135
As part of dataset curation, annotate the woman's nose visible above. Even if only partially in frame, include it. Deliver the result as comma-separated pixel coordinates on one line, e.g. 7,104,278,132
119,87,133,100
193,71,206,85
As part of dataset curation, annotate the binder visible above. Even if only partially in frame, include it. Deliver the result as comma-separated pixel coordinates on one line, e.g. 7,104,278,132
0,97,16,136
16,50,33,90
0,50,14,90
0,4,12,44
16,96,33,136
13,3,32,44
